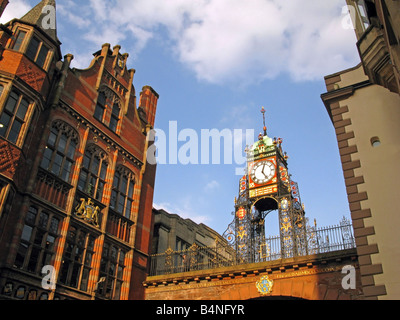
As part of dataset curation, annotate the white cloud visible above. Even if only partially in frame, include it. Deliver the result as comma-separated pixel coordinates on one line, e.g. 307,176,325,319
154,198,211,225
280,2,360,81
57,2,91,30
98,0,359,84
82,25,127,49
204,180,219,192
0,0,31,23
88,0,108,22
176,0,288,84
125,24,154,53
220,105,254,128
2,0,360,85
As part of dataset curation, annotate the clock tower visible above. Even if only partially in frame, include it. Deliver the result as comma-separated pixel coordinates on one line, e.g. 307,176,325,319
224,107,306,263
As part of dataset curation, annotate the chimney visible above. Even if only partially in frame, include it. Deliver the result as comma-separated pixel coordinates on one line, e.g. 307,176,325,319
139,86,159,128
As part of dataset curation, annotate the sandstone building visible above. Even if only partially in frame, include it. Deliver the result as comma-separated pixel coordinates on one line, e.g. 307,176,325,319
152,208,227,256
321,0,400,299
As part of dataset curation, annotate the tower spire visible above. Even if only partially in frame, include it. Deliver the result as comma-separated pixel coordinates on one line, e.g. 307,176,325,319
19,0,59,44
261,106,267,136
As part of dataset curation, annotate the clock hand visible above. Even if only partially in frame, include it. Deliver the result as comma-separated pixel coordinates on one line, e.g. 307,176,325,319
262,163,268,177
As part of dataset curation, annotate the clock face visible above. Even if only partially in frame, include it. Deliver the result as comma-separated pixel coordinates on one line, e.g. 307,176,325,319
250,160,276,185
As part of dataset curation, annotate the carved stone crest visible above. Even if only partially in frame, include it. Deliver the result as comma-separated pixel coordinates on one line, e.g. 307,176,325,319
75,198,100,227
256,275,274,296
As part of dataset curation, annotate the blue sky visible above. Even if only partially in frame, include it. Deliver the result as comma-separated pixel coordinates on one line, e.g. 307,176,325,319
2,0,361,236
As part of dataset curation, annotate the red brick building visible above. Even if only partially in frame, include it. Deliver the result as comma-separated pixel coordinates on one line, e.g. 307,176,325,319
0,0,159,300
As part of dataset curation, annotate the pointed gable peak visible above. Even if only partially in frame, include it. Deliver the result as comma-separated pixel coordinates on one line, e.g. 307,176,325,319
20,0,59,44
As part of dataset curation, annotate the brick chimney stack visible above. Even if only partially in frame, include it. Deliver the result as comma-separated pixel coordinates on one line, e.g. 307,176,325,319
139,85,159,128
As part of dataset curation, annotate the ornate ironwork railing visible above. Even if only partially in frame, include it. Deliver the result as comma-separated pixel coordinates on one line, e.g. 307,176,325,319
149,241,237,276
148,218,356,276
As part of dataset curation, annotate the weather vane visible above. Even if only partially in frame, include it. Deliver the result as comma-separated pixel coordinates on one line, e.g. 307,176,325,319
261,106,267,136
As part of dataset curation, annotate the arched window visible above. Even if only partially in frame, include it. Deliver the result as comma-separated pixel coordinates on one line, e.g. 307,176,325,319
110,166,135,219
40,120,78,183
15,286,26,299
94,87,122,134
77,145,108,202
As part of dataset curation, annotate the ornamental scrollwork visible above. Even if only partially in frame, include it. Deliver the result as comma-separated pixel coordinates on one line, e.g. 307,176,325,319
51,120,79,144
115,165,136,183
99,85,122,106
86,144,109,163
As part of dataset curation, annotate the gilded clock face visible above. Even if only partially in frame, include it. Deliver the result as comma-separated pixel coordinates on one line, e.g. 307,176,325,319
250,160,275,185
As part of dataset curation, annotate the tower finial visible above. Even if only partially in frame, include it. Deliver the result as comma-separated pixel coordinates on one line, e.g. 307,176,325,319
261,106,267,136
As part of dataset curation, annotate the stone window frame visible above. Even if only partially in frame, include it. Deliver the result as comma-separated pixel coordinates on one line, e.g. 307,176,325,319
40,120,79,183
14,205,62,275
77,144,109,203
97,241,127,300
94,86,123,134
58,224,97,292
110,165,135,219
0,87,35,147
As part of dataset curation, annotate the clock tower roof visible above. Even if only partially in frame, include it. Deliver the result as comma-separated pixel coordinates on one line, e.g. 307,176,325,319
249,106,275,152
250,134,274,152
246,106,288,161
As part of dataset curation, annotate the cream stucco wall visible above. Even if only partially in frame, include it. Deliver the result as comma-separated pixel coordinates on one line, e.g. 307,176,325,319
335,65,400,299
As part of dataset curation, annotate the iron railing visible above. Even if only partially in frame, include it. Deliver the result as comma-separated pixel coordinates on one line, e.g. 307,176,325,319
149,220,356,276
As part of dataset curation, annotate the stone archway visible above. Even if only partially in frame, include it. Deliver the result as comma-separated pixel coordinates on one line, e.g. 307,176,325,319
219,276,358,301
252,196,278,212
